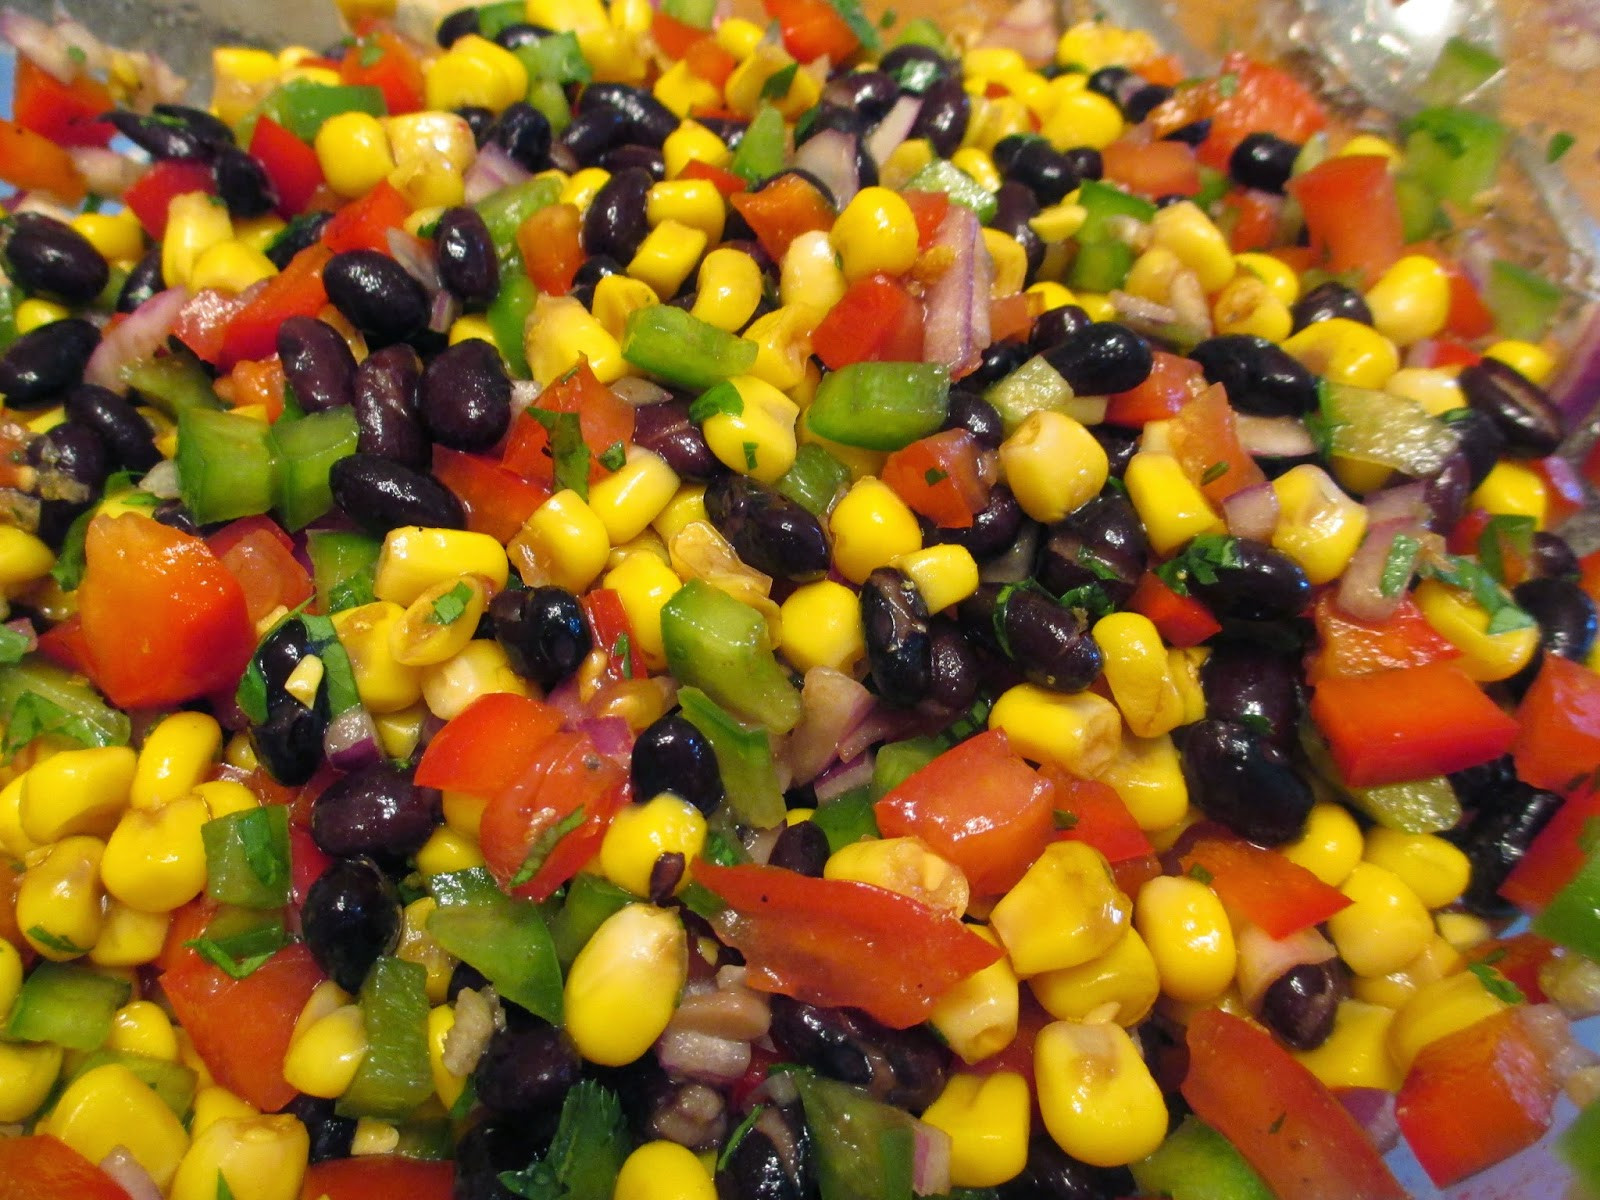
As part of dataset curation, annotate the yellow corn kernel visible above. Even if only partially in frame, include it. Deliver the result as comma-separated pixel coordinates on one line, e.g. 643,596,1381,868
0,1039,62,1122
591,274,658,343
825,836,970,917
690,247,763,332
425,1004,469,1110
191,1087,259,1139
19,745,136,843
1092,613,1186,739
990,841,1130,976
0,527,53,590
1097,732,1188,834
1328,862,1434,978
189,239,277,295
891,543,980,614
1212,272,1293,342
100,794,210,914
1385,367,1464,416
415,826,485,879
1149,201,1235,294
313,111,397,200
1035,1019,1167,1167
515,489,612,593
1054,20,1160,69
389,575,489,668
1387,969,1509,1074
130,712,220,811
1282,318,1400,389
1028,203,1088,245
1000,411,1108,525
701,375,801,483
0,939,17,1026
990,684,1122,780
374,526,509,608
929,924,1018,1064
420,638,530,721
1028,281,1077,312
1413,577,1540,682
389,154,466,211
1293,1000,1403,1092
283,1004,369,1098
1332,133,1400,162
233,214,286,255
426,36,528,113
330,602,424,714
1351,932,1464,1008
1030,925,1161,1027
742,303,820,392
282,654,325,708
601,793,708,897
780,229,848,311
663,120,731,179
195,779,260,820
1136,874,1237,1003
828,477,922,584
72,210,145,264
653,59,720,118
1436,911,1493,952
12,299,69,335
1484,339,1556,386
17,835,106,960
384,111,476,177
89,901,171,967
448,314,499,349
397,897,456,1005
603,552,682,669
169,1114,308,1200
1040,88,1125,151
162,191,234,289
525,294,627,384
981,228,1029,297
1270,463,1369,584
628,219,709,300
291,981,353,1049
1362,828,1470,910
1469,459,1549,529
778,581,866,674
1125,452,1226,556
880,138,935,191
1167,646,1209,725
615,1140,717,1200
564,903,686,1066
439,788,487,842
560,167,612,211
1363,255,1450,347
947,148,999,197
1121,245,1183,306
922,1071,1031,1188
644,178,724,245
589,448,682,545
108,999,180,1062
1282,802,1364,887
44,1062,190,1189
1234,252,1299,305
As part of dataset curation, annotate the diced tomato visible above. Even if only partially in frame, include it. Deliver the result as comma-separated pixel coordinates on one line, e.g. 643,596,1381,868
1048,773,1152,864
12,59,114,147
903,191,951,250
1113,853,1164,896
208,516,314,626
1309,661,1520,787
500,412,555,490
583,588,648,682
693,861,1004,1029
761,0,859,62
339,28,425,115
1183,1009,1407,1200
34,615,89,674
678,158,747,196
219,356,289,421
1500,783,1599,913
1512,655,1600,794
1409,334,1481,370
683,36,737,88
1533,454,1586,528
1305,592,1461,681
1395,1009,1558,1188
1105,350,1206,427
1221,188,1283,253
875,730,1056,894
1441,256,1496,339
249,115,325,217
1100,139,1201,198
1465,931,1560,1002
988,291,1043,345
534,359,636,474
1194,56,1327,172
1167,382,1267,502
881,428,987,529
415,692,564,795
321,180,411,255
1288,155,1404,287
288,822,332,911
123,161,216,238
1136,53,1186,88
173,288,248,365
729,173,836,262
218,244,332,370
1181,835,1351,938
0,1136,132,1200
651,10,705,58
78,513,254,710
300,1158,455,1200
1128,571,1223,648
431,446,550,544
517,202,584,295
0,119,86,204
812,274,923,369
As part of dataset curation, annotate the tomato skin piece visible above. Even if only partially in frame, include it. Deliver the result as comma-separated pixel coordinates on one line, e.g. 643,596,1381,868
1167,382,1267,503
518,203,585,295
812,274,922,370
650,10,703,58
431,446,550,545
300,1158,455,1200
1105,351,1206,427
219,244,332,370
1512,655,1600,794
583,588,648,681
1221,188,1282,252
1195,56,1327,172
0,1136,132,1200
173,288,248,366
881,429,986,529
415,692,564,795
1047,774,1152,863
249,116,325,217
1183,1009,1407,1200
338,28,425,114
0,119,86,204
321,180,411,255
1128,571,1222,648
678,159,747,197
534,359,636,476
1287,155,1404,287
1180,835,1351,939
693,861,1004,1029
875,729,1056,895
729,174,837,261
903,191,951,249
761,0,859,62
1305,593,1461,681
123,161,217,238
12,59,114,148
1100,139,1201,198
77,513,255,710
207,516,314,627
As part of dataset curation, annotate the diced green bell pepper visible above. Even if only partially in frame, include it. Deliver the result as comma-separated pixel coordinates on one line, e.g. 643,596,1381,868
1076,179,1158,241
811,786,880,853
730,103,786,184
903,160,998,223
487,273,537,379
178,407,276,524
1315,380,1459,476
0,656,131,760
71,1050,198,1118
806,361,950,451
264,79,387,142
1532,845,1600,959
269,406,359,530
677,686,786,829
427,893,564,1024
661,0,716,28
307,530,381,613
337,957,433,1121
1301,726,1462,833
528,78,572,136
892,17,948,54
983,355,1079,433
660,582,802,735
1418,37,1503,107
1130,1116,1275,1200
475,0,526,37
1561,1098,1600,1194
202,805,293,909
1069,239,1136,293
794,1074,919,1200
428,866,506,908
776,443,851,517
1485,259,1564,343
1193,165,1230,210
0,284,18,353
1402,107,1507,210
621,305,758,390
476,175,564,257
126,351,223,417
871,736,943,799
550,872,634,966
1395,174,1445,244
516,31,592,85
5,961,131,1050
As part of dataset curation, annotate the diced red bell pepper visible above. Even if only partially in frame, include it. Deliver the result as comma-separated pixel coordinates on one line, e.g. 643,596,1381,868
729,173,836,262
682,36,737,88
1167,382,1267,503
321,179,410,255
678,159,747,196
12,59,114,147
1441,255,1496,339
300,1158,455,1200
0,1136,132,1200
77,513,254,710
517,203,585,295
903,191,951,250
218,243,332,370
289,822,333,911
1309,661,1519,787
431,446,550,545
812,274,924,369
1183,1009,1407,1200
0,119,87,204
207,515,315,627
249,115,325,217
1105,350,1206,427
1047,773,1153,864
693,861,1003,1029
875,729,1056,895
651,11,705,58
1395,1009,1558,1188
173,288,249,366
1513,655,1600,793
339,28,425,115
987,292,1043,345
1128,571,1223,648
1180,835,1351,939
1305,592,1461,681
1500,781,1600,912
761,0,860,62
1220,188,1283,253
1100,138,1201,198
881,429,987,529
415,692,564,796
122,161,216,238
1194,56,1327,173
533,358,636,475
1410,334,1481,370
1465,930,1560,1002
1288,155,1404,287
583,588,648,682
500,412,555,490
218,357,289,422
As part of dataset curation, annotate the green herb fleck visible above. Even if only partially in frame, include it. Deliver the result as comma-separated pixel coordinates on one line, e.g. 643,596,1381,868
1154,533,1241,595
1303,409,1348,458
499,1080,628,1200
1478,513,1536,584
1052,809,1080,830
1379,533,1422,598
525,408,592,500
689,381,745,423
185,921,288,980
449,1075,479,1120
2,688,129,760
509,807,588,888
358,40,384,67
742,441,760,471
1236,713,1274,737
66,45,87,66
704,830,743,867
1187,862,1214,885
613,632,634,678
719,1105,767,1172
598,440,627,472
217,1173,237,1200
761,63,799,102
1058,582,1115,622
1076,547,1122,582
879,8,897,27
26,925,87,956
1267,1111,1286,1135
1468,961,1525,1005
1547,132,1576,164
1421,554,1534,636
430,581,475,626
1216,72,1240,98
1200,461,1230,485
924,467,949,486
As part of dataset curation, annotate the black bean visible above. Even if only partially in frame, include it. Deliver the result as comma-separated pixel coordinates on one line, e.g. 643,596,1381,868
252,698,328,786
1261,960,1344,1051
579,83,679,148
1035,493,1148,606
311,762,441,863
1448,754,1518,814
277,316,357,414
879,43,955,91
631,398,723,480
301,857,402,992
825,70,898,123
455,1118,552,1200
150,499,197,535
907,77,970,157
1530,531,1581,580
997,136,1081,205
1085,67,1133,103
996,1137,1136,1200
323,249,430,346
1029,304,1093,356
716,1108,809,1200
704,475,830,581
967,341,1034,392
490,585,592,690
597,144,662,182
434,206,501,308
436,5,479,45
1460,358,1564,458
1290,280,1372,333
768,996,949,1111
0,318,100,408
1187,537,1310,622
940,389,1005,449
991,181,1045,277
213,147,277,217
631,713,724,816
1121,83,1172,123
583,167,653,263
4,213,109,305
353,344,431,468
1514,577,1598,663
105,109,216,161
1061,146,1104,183
474,1023,582,1116
925,619,980,712
1091,424,1140,477
64,384,161,472
266,211,333,270
419,338,512,451
1163,118,1212,146
459,105,497,145
280,1094,356,1164
1042,323,1153,395
493,22,545,49
1189,334,1319,417
862,567,934,707
116,248,166,314
1437,406,1505,490
995,584,1104,692
1201,642,1303,748
1420,451,1472,536
1229,132,1299,193
1181,718,1315,844
154,104,235,151
925,485,1023,560
486,101,554,172
1449,783,1563,917
768,820,830,876
29,422,107,503
329,453,465,533
561,106,627,166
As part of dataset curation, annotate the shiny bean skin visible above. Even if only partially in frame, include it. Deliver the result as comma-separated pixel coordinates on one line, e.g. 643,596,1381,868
0,318,101,408
579,83,679,147
768,820,830,877
941,388,1006,449
301,857,403,993
1439,406,1505,490
583,168,654,264
489,102,553,173
329,452,466,533
704,475,830,580
29,423,106,545
265,211,333,270
458,105,496,146
1530,531,1582,580
716,1106,809,1200
1062,146,1104,182
967,340,1034,391
213,146,278,218
1260,960,1344,1051
1421,450,1472,535
1042,323,1153,395
991,181,1044,275
105,109,217,161
631,397,723,479
1035,493,1148,606
768,996,949,1111
600,143,666,181
878,43,956,90
434,206,501,307
1229,132,1299,194
490,585,592,690
560,106,627,166
925,485,1023,560
4,213,109,305
1199,642,1303,749
996,1137,1136,1200
997,584,1104,692
420,338,512,451
116,248,166,314
907,77,970,157
1187,538,1310,622
1513,577,1598,663
492,22,545,49
1180,718,1314,845
631,713,724,816
1189,335,1318,417
323,249,430,347
277,316,358,413
926,620,981,713
353,344,431,468
311,762,442,863
473,1023,582,1117
252,695,328,787
1090,423,1140,477
1460,358,1565,457
1029,305,1094,357
280,1094,356,1164
995,135,1081,205
861,567,934,708
435,5,479,45
64,384,161,472
1449,783,1564,917
1289,280,1373,333
823,70,898,123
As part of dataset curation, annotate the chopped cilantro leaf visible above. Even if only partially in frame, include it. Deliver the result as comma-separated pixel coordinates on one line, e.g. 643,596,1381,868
509,807,588,888
525,408,592,500
1052,809,1079,830
1187,862,1214,885
718,1104,767,1172
924,467,949,486
430,581,475,626
1058,582,1115,621
742,441,760,471
0,624,31,665
1468,961,1525,1005
499,1080,628,1200
26,926,87,956
1216,72,1240,97
1547,131,1576,163
760,63,799,101
1478,513,1536,584
613,632,634,678
1154,533,1240,595
217,1172,237,1200
598,440,627,472
1379,533,1421,598
689,380,744,423
1200,461,1230,485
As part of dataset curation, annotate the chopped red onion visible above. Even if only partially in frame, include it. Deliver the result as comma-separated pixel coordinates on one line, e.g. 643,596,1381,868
84,287,189,392
609,376,673,408
1335,517,1418,624
922,204,991,380
463,144,531,205
980,0,1058,63
787,667,875,784
99,1148,162,1200
1235,413,1317,459
576,714,634,765
1,8,80,82
1235,923,1337,1010
1552,300,1600,427
324,707,382,770
138,459,181,500
68,147,143,200
1221,481,1279,542
1363,481,1431,526
865,94,923,167
510,380,542,416
910,1120,953,1196
1515,1003,1599,1088
793,128,860,208
544,674,587,727
813,753,873,803
1335,1088,1400,1156
836,702,926,768
429,288,461,335
655,1026,752,1081
388,227,442,295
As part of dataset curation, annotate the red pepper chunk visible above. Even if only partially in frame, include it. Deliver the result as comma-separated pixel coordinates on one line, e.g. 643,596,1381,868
881,429,986,529
249,115,325,217
12,59,114,147
0,1136,132,1200
761,0,859,62
1395,1009,1558,1188
431,446,550,545
693,861,1002,1029
1287,155,1404,288
1500,783,1600,913
1305,593,1460,681
1513,650,1600,794
414,692,563,796
1309,661,1519,787
301,1158,455,1200
218,244,332,370
1180,835,1350,939
122,161,216,238
729,173,836,261
0,119,86,205
1128,571,1223,648
811,274,924,369
1047,773,1152,865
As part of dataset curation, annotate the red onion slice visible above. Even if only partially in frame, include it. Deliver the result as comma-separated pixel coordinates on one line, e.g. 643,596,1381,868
1335,517,1420,624
429,288,461,334
84,287,189,391
1221,481,1280,542
1336,1088,1400,1156
576,714,634,766
1552,299,1600,427
388,227,442,296
324,707,382,771
793,128,860,208
463,144,532,205
787,667,875,785
1236,413,1317,459
865,94,923,167
923,204,991,379
910,1120,953,1196
99,1148,161,1200
980,0,1058,63
68,147,143,200
813,753,873,802
1,8,80,82
1363,480,1431,527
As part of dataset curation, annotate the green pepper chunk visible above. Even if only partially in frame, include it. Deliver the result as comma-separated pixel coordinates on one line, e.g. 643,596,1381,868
1532,845,1600,958
1418,36,1503,106
125,351,224,418
69,1050,198,1118
550,873,634,966
677,686,787,828
794,1074,921,1200
621,304,758,390
730,103,787,184
476,175,564,258
337,957,433,1121
871,736,943,799
1315,380,1459,477
1130,1115,1275,1200
776,443,852,517
810,786,881,853
1402,106,1507,210
0,657,131,759
177,407,276,524
1484,259,1565,343
202,805,293,909
307,530,382,613
263,79,387,142
661,0,716,28
5,962,131,1050
1562,1098,1600,1194
475,0,527,37
904,160,998,223
427,890,565,1024
0,284,21,353
487,273,538,379
660,582,802,735
806,361,951,451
